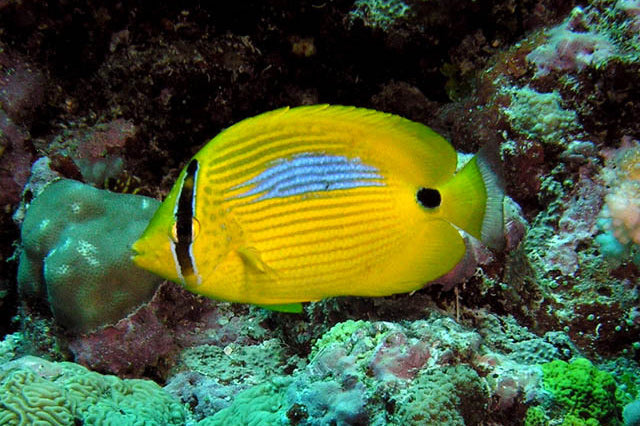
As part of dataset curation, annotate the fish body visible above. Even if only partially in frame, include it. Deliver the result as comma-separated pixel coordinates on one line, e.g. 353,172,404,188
132,105,503,312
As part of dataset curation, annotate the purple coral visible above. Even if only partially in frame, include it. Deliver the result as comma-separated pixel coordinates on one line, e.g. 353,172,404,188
0,50,45,206
69,305,176,377
49,119,136,185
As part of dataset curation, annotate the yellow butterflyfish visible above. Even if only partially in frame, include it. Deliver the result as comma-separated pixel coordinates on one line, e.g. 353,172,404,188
132,105,504,313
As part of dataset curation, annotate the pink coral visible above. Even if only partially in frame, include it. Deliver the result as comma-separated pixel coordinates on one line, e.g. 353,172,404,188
0,111,32,206
527,7,616,76
601,138,640,245
68,297,177,377
0,50,45,123
76,119,135,160
369,332,431,381
48,119,136,185
607,182,640,245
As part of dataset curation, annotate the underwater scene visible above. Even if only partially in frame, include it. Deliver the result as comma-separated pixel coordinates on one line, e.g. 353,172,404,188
0,0,640,425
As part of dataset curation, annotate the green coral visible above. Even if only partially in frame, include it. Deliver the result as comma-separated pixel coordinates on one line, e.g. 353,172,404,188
17,179,162,331
502,85,579,146
310,319,378,359
197,378,291,426
0,356,186,425
180,338,303,387
525,406,550,426
392,365,489,425
349,0,410,30
541,358,623,425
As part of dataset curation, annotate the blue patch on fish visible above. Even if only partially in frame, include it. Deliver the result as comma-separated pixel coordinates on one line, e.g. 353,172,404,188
229,153,385,201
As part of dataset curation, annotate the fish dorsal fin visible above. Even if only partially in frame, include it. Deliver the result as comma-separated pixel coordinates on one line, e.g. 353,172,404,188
201,105,458,188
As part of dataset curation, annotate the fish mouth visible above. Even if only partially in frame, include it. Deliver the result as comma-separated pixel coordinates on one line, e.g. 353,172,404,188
130,239,142,256
130,239,148,266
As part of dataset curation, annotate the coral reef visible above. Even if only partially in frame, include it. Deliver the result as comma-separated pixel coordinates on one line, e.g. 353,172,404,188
0,0,639,425
465,0,640,361
164,311,566,424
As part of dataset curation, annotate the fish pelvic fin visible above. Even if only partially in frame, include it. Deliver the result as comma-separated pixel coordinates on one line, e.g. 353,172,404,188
438,144,505,250
258,303,304,313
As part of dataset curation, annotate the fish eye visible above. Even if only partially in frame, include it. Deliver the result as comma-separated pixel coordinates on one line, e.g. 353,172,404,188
417,187,441,209
191,217,201,241
171,218,201,243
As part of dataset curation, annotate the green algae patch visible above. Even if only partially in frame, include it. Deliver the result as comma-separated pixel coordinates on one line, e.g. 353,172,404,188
541,358,622,425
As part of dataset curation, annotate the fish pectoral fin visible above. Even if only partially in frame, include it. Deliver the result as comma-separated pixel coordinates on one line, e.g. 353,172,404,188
257,303,304,313
235,249,301,313
237,246,274,274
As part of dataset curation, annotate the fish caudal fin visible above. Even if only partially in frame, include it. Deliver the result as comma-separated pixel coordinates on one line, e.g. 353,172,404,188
437,144,505,250
476,144,505,250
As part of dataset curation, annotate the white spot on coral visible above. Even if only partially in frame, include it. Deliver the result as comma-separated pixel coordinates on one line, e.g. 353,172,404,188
71,202,82,214
77,240,100,266
39,219,50,231
141,199,150,209
56,264,70,276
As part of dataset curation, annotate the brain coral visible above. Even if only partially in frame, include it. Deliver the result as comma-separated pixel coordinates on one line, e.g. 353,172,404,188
0,355,186,425
17,179,162,332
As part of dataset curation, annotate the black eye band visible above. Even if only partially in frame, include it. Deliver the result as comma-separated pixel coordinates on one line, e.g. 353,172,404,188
175,159,198,278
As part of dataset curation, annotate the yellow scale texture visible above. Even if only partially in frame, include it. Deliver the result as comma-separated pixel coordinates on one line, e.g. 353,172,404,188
193,126,406,302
